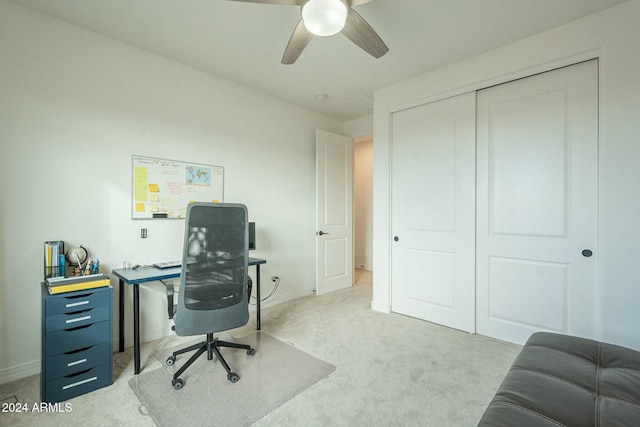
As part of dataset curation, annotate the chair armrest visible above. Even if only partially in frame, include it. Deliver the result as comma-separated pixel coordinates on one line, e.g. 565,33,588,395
165,281,176,319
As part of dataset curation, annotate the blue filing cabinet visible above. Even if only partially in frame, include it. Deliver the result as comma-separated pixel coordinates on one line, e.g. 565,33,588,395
41,283,113,402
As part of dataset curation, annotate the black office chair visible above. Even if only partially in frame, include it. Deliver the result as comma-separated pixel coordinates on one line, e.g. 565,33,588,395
165,202,255,390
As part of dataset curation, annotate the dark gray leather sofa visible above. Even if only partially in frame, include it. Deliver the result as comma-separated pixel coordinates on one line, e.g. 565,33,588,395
478,332,640,426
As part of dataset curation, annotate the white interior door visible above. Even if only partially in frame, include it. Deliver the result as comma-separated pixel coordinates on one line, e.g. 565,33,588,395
391,92,476,333
316,129,353,295
476,60,599,344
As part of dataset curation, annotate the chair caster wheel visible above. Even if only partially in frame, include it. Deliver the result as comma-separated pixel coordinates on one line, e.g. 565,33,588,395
227,372,239,383
166,355,176,366
172,378,183,390
247,348,256,356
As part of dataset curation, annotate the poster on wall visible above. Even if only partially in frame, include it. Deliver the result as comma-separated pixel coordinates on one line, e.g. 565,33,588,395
131,155,224,219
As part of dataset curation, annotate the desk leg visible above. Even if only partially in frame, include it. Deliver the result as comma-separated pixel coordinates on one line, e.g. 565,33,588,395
119,279,125,353
133,283,141,374
256,265,261,330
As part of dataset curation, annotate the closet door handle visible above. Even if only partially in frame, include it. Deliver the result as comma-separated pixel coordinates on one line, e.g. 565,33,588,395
582,249,593,257
394,236,399,242
317,231,329,236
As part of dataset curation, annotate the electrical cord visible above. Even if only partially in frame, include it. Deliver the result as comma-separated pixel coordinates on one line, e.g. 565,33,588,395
250,276,280,305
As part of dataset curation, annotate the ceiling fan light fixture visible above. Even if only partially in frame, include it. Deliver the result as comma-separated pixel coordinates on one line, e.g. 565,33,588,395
302,0,348,37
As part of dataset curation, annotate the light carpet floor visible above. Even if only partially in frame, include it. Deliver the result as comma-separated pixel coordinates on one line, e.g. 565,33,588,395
0,270,522,426
129,332,335,427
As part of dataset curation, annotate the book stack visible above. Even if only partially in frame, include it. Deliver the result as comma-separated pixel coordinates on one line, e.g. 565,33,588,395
45,273,110,295
44,241,65,279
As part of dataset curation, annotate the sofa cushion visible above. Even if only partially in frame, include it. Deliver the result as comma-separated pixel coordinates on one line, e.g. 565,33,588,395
478,332,640,426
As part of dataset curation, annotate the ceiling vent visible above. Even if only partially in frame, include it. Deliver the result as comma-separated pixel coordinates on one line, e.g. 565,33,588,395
345,95,374,111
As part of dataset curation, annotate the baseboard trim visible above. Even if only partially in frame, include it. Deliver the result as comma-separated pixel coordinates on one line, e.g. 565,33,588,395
0,359,40,385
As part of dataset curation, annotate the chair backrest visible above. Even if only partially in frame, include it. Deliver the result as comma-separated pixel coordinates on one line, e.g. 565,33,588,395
173,202,250,336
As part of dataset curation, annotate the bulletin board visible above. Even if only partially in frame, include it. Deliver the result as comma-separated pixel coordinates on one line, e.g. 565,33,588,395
131,155,224,219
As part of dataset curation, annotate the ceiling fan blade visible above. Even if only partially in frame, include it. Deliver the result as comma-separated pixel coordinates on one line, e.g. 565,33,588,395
281,19,313,64
341,8,389,59
226,0,300,5
349,0,376,6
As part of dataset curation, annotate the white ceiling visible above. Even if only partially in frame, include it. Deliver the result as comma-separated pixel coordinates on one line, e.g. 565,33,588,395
8,0,628,121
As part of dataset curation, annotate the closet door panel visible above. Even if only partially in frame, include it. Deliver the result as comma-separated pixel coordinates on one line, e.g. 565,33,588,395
476,60,599,345
391,92,476,333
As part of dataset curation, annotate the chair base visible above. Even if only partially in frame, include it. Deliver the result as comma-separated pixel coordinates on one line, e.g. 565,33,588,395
166,333,255,389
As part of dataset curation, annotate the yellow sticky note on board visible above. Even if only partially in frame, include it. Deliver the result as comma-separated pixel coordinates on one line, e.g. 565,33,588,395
134,166,148,179
135,203,146,212
134,188,148,202
149,183,159,192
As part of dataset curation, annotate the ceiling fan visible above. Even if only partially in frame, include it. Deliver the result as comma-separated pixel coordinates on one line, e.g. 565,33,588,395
227,0,389,64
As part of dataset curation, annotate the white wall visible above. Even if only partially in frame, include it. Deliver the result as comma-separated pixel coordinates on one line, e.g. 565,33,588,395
0,1,344,383
344,115,373,140
373,0,640,350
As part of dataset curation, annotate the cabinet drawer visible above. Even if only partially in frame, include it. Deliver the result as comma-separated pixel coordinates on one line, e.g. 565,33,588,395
45,289,110,315
44,363,111,403
45,342,111,380
45,321,110,356
45,305,110,333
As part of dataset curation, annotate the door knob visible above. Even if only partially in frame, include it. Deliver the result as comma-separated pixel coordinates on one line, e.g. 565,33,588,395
582,249,593,257
394,236,399,242
317,231,329,236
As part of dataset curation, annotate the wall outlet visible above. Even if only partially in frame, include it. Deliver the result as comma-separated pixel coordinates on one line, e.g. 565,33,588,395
141,228,147,238
271,276,279,282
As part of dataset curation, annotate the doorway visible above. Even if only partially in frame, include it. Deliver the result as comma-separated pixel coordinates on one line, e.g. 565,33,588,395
354,135,374,279
315,130,373,293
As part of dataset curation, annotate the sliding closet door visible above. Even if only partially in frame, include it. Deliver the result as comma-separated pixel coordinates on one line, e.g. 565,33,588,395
391,92,476,333
476,60,598,344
